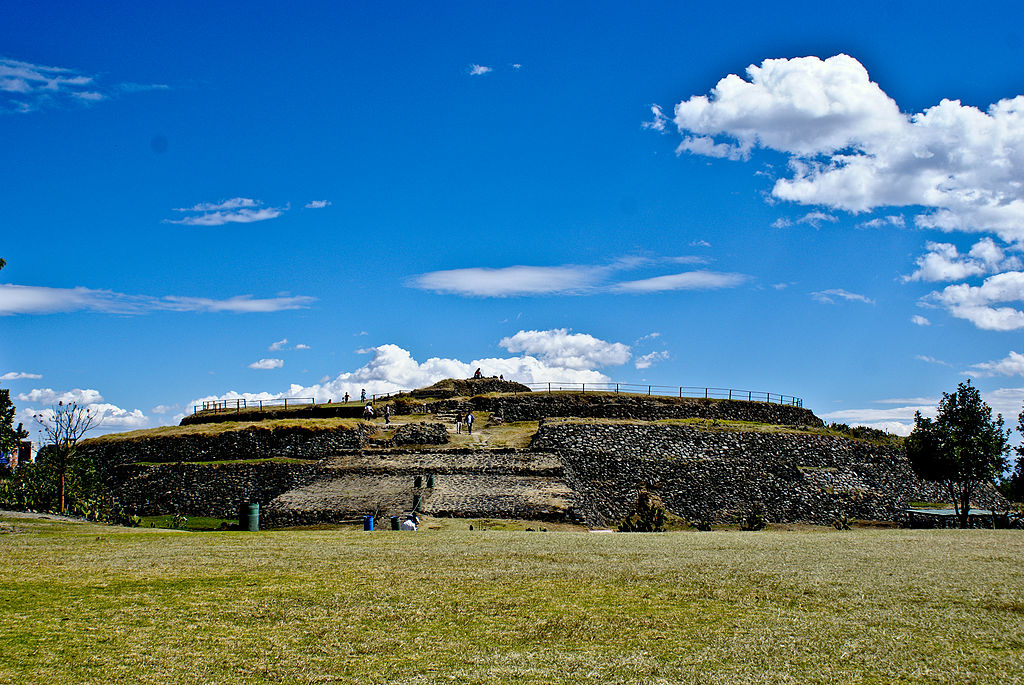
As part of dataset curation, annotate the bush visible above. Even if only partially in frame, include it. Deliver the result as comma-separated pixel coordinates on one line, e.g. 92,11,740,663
740,504,767,531
618,489,667,532
833,514,854,530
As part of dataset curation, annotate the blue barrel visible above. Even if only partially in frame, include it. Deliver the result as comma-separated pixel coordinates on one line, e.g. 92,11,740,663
363,515,374,531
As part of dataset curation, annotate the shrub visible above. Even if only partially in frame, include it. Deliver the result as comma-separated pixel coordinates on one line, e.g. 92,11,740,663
740,503,767,531
618,489,667,532
833,514,854,530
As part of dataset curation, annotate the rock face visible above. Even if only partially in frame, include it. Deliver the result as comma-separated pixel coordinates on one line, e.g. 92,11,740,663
392,422,448,446
531,420,948,527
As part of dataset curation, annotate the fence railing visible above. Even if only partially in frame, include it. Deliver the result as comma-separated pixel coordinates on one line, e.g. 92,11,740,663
196,397,315,414
194,382,803,414
518,382,802,407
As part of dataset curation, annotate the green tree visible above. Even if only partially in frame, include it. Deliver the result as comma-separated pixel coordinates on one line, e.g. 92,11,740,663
905,381,1010,528
1001,409,1024,502
1,386,29,466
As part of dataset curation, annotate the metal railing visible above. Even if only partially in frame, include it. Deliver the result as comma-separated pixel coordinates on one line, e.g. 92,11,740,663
195,397,315,414
193,382,803,414
518,382,802,407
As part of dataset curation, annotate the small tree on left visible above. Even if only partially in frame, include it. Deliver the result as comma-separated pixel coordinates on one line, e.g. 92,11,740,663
1,386,29,468
34,402,100,514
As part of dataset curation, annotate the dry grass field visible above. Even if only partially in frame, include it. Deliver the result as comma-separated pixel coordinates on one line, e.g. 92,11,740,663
1,514,1022,684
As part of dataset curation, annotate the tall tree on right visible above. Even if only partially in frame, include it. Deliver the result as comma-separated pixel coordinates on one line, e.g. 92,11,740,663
905,381,1011,528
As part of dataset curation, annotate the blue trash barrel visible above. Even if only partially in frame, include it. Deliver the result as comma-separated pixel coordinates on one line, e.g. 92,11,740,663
363,515,374,531
246,503,259,532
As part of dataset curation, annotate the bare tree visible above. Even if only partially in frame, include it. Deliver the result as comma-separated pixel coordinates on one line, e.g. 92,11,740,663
34,401,100,514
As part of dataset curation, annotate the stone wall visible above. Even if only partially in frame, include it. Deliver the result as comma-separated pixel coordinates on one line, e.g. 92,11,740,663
80,423,373,481
531,420,950,527
414,393,820,427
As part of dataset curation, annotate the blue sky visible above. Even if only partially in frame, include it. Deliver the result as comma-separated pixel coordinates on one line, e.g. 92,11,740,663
3,1,1024,438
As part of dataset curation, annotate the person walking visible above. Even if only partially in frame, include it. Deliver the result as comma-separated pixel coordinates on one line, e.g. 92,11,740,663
466,411,474,435
384,405,392,425
360,389,366,402
455,411,463,434
344,392,349,403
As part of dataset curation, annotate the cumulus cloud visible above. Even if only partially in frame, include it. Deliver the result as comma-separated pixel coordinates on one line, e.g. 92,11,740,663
499,329,631,369
0,284,314,315
662,53,1024,243
167,197,286,226
926,271,1024,330
1,371,42,380
269,338,288,351
249,358,284,370
910,315,931,326
16,388,103,404
811,288,875,305
294,343,310,350
151,403,181,415
304,200,331,209
469,64,492,76
904,239,1021,282
915,355,952,367
968,350,1024,377
190,330,633,407
820,402,937,437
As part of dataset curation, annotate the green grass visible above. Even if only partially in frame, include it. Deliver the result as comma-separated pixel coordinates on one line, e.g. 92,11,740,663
83,417,365,444
138,515,237,531
1,515,1022,684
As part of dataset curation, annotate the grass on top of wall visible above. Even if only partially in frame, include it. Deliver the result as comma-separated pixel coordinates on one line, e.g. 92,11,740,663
1,514,1021,684
82,417,367,445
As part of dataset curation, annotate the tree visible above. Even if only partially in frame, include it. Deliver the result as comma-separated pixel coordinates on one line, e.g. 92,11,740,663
34,401,100,514
1001,409,1024,503
905,381,1010,528
1,386,29,465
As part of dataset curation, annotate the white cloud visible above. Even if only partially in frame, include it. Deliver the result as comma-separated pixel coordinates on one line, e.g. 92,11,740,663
16,388,103,405
612,271,750,293
857,215,905,230
635,351,670,369
249,358,284,370
904,239,1021,282
85,403,149,429
469,64,492,76
982,387,1024,420
269,338,288,351
910,315,931,326
304,200,331,209
968,350,1024,377
410,265,604,297
771,218,792,229
690,240,711,248
511,63,522,70
796,211,837,228
294,343,310,350
151,403,181,415
821,403,937,437
1,371,42,380
191,331,633,407
811,288,875,305
0,284,315,315
0,57,169,114
663,53,1024,244
499,329,631,369
167,198,286,226
915,355,952,367
926,271,1024,330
